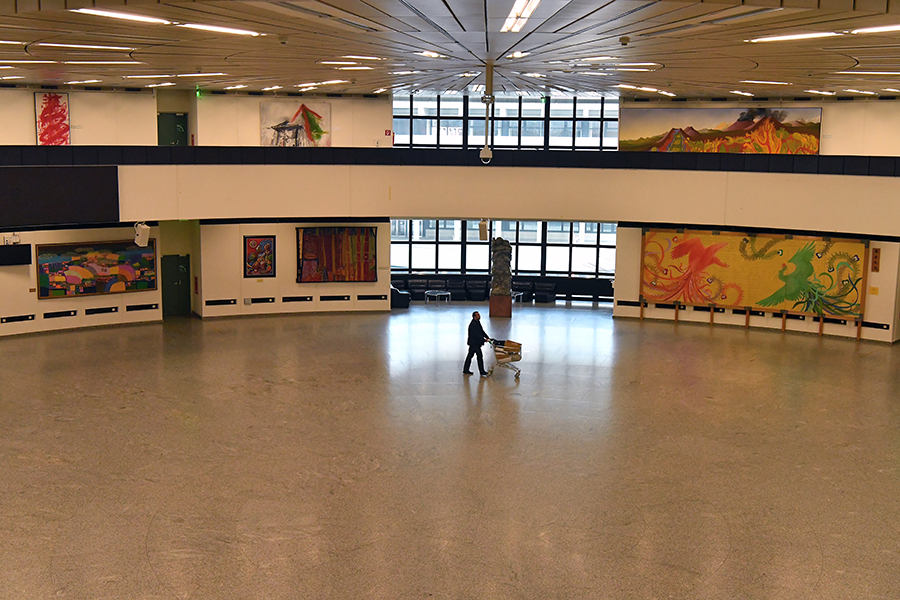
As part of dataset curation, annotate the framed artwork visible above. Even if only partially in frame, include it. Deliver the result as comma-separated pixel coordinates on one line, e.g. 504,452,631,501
642,229,867,318
35,92,71,146
36,239,157,299
244,236,276,278
620,107,821,154
260,101,331,147
296,227,377,283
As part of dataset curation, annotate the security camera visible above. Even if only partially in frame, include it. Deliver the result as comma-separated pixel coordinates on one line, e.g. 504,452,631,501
620,36,630,46
479,147,493,165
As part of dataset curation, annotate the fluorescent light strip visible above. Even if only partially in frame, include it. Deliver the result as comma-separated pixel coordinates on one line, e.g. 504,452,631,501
296,86,318,92
65,79,101,84
747,31,841,43
740,80,792,85
804,89,835,95
616,84,636,89
581,56,614,61
501,0,542,33
0,66,12,69
459,72,479,77
177,23,262,36
618,63,659,67
39,42,135,51
176,72,227,77
64,61,143,65
0,40,25,45
146,82,175,88
506,51,529,59
295,80,346,86
337,66,372,70
262,86,282,91
342,55,383,60
319,61,357,65
658,90,676,97
71,8,171,25
373,88,387,93
836,71,900,75
389,71,420,75
124,74,175,79
0,75,24,80
581,72,609,76
615,68,651,72
730,90,754,96
522,72,545,78
417,51,445,58
0,60,57,64
883,88,900,93
851,24,900,34
844,88,876,94
224,85,247,90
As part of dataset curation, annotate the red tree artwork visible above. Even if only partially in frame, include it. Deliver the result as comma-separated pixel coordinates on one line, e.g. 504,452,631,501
35,93,71,146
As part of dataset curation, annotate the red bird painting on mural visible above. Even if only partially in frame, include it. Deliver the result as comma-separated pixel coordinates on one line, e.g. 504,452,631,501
643,233,744,306
36,93,71,146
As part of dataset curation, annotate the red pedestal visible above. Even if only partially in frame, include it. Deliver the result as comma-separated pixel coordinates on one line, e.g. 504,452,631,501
489,294,512,318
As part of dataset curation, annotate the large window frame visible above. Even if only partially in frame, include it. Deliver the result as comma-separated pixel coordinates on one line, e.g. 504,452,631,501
393,94,618,151
390,219,617,277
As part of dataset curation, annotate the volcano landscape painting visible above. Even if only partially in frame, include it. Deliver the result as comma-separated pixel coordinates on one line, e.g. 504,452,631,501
620,107,821,154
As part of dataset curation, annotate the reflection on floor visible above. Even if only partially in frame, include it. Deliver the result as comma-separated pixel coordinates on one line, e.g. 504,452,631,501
1,302,899,599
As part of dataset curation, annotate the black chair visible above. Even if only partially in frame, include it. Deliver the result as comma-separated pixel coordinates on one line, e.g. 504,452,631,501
512,280,534,303
466,280,488,302
391,279,407,290
427,279,447,290
447,280,467,301
407,279,428,301
533,282,557,303
390,285,410,308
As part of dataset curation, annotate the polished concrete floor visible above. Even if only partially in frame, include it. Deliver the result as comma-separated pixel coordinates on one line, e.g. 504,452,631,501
1,302,899,599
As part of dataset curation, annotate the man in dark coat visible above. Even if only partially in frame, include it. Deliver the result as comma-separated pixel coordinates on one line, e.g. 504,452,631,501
463,311,491,376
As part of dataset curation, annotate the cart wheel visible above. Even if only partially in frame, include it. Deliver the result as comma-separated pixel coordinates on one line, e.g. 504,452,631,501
515,372,520,379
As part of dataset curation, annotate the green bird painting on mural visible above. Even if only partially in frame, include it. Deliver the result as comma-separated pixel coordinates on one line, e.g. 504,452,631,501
756,241,862,316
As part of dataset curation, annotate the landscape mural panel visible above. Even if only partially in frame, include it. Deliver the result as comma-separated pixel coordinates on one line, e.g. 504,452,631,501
37,240,157,299
620,107,821,154
642,229,865,317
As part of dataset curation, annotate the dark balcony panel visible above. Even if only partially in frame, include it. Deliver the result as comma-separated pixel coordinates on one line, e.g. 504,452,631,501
694,153,721,171
263,146,289,164
793,155,818,174
671,153,697,171
217,147,243,164
817,156,843,174
0,146,23,166
169,146,195,164
645,152,674,170
743,154,769,173
72,146,99,165
45,146,74,166
241,147,266,164
21,146,49,166
719,154,745,172
145,146,171,165
768,155,794,173
842,156,869,176
194,147,220,165
868,156,895,177
623,152,650,170
121,146,148,165
308,148,334,164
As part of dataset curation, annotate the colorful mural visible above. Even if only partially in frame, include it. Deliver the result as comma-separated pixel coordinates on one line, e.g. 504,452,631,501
37,240,157,299
642,230,866,317
620,107,821,154
244,236,275,278
260,101,331,147
35,92,71,146
296,227,377,283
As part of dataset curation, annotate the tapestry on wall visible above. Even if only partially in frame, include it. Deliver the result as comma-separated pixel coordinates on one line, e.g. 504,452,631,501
35,92,71,146
641,229,867,317
296,227,376,283
244,236,275,278
260,101,331,147
620,108,821,154
36,240,157,299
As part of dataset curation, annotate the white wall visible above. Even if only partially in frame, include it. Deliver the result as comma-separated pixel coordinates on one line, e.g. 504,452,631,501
0,226,162,337
0,89,157,145
197,222,390,318
195,94,393,147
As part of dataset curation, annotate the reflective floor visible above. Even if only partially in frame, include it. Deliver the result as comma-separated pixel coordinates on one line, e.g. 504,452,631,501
1,303,900,599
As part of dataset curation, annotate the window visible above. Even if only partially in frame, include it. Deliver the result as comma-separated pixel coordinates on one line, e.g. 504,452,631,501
392,93,618,151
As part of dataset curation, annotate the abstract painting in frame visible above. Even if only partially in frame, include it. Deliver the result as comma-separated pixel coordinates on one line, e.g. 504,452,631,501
260,101,331,147
620,107,821,154
641,229,866,318
244,236,276,278
35,92,71,146
296,227,377,283
36,239,157,299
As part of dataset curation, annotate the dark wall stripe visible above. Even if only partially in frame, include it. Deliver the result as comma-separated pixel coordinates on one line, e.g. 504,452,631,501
320,295,350,301
126,303,159,312
43,310,77,319
282,296,313,302
1,314,35,323
205,299,237,306
85,306,118,315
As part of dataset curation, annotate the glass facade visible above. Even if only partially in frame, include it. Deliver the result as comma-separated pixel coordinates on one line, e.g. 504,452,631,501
390,220,617,277
392,93,619,151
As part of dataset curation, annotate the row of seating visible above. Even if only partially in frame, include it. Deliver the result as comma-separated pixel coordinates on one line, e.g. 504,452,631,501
391,279,557,304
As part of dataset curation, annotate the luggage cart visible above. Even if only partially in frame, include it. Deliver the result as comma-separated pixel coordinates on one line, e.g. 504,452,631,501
488,339,522,379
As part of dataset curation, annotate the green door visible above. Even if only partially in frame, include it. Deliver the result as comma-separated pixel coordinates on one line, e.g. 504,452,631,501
161,255,192,316
158,113,188,146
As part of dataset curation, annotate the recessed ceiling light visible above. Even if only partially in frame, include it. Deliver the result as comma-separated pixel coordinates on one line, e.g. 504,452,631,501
844,88,876,94
71,8,171,25
746,32,841,43
804,89,836,95
740,80,792,85
730,90,754,96
337,66,372,70
64,61,143,65
65,79,102,84
262,86,282,91
501,0,542,33
224,85,247,90
319,61,357,65
506,51,529,59
176,72,227,77
836,70,900,75
177,23,263,36
124,74,175,79
851,24,900,34
39,43,135,51
146,82,175,88
342,55,383,60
